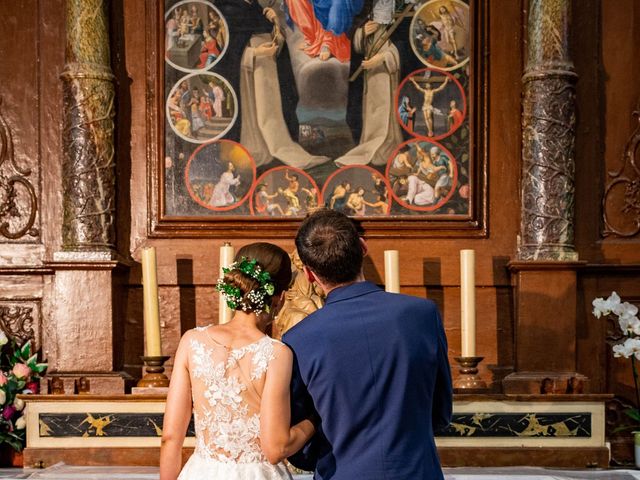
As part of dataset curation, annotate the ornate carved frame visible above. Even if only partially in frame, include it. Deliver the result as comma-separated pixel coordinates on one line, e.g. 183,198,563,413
146,1,489,238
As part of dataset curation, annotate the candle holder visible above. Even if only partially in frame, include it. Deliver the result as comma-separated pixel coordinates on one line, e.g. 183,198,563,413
137,356,171,388
453,356,487,390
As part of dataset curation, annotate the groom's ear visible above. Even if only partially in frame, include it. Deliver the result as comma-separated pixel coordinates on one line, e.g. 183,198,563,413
303,266,316,284
359,237,369,257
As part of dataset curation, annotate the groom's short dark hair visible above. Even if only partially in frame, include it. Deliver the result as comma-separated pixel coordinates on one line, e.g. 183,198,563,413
295,209,362,286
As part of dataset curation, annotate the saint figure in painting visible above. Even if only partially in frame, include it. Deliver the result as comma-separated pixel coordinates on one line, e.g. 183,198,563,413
209,162,241,207
410,75,449,137
284,0,365,62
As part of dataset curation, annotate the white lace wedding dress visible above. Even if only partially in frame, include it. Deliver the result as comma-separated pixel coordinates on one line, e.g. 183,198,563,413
178,327,293,480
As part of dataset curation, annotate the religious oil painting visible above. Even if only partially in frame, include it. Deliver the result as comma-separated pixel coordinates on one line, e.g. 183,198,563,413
162,0,476,222
185,140,255,213
166,72,237,143
165,1,229,72
251,167,320,216
322,166,391,216
410,0,470,71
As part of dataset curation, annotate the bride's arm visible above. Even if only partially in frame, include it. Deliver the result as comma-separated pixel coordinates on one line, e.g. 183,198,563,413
260,344,316,465
160,335,193,480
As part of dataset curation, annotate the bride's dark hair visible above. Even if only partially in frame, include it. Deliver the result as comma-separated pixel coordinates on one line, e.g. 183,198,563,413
221,242,292,313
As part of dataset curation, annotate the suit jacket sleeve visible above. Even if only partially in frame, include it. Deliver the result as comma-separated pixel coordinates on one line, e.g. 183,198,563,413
432,308,453,432
285,343,329,471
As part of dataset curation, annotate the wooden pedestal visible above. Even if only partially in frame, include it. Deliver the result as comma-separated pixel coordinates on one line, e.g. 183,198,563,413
504,261,588,394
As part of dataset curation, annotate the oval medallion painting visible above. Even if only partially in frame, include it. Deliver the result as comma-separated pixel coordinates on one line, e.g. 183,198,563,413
165,0,229,73
186,140,256,212
167,72,238,144
386,139,458,212
396,68,466,140
322,166,391,216
251,167,320,217
410,0,470,72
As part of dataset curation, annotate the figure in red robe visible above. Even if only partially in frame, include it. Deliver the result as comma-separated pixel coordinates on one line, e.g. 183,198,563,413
284,0,364,62
198,31,221,69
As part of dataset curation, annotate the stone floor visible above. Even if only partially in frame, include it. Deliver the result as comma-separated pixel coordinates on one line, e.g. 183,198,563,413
0,465,639,479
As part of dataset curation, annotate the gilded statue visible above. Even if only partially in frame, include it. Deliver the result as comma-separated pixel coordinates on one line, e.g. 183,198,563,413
273,250,324,339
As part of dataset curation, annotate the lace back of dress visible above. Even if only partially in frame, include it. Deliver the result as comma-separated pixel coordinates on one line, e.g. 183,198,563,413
188,330,277,464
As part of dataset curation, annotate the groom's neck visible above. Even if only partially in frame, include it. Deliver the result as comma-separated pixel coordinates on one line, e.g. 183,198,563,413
320,271,365,296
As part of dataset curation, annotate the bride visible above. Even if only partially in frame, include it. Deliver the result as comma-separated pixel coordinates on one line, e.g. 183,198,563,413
160,242,316,480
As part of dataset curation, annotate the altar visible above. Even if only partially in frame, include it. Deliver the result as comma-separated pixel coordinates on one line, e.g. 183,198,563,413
22,394,610,469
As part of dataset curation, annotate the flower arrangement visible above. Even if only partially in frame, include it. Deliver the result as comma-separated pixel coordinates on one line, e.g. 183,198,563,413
0,331,47,451
593,292,640,424
216,257,275,314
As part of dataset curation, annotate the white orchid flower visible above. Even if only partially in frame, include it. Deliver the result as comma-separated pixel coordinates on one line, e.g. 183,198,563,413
616,302,639,320
618,315,640,336
0,331,8,347
613,337,640,359
593,293,620,318
592,297,608,318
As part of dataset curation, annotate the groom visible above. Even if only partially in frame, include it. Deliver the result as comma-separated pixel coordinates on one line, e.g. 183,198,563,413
283,209,452,480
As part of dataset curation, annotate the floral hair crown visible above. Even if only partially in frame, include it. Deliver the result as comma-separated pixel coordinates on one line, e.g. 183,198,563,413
215,257,275,314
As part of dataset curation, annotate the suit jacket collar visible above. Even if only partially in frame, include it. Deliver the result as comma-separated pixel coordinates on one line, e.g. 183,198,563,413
325,281,382,305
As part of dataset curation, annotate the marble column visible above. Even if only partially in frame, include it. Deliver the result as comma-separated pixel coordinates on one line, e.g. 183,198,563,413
505,0,586,394
45,0,128,393
60,0,116,251
518,0,578,262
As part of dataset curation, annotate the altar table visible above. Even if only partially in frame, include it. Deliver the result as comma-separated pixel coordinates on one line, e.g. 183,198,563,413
22,394,611,469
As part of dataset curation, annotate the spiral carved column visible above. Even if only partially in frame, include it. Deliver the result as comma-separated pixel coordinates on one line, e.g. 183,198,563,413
61,0,116,250
518,0,578,261
505,0,586,394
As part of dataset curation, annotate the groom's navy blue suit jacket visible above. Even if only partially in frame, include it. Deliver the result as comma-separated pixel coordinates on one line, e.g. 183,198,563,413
282,281,452,480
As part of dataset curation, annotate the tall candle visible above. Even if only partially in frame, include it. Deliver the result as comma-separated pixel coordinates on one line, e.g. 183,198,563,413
141,247,162,357
384,250,400,293
460,249,476,357
219,242,235,324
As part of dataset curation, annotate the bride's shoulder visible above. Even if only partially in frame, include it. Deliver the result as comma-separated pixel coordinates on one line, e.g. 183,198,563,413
178,325,213,346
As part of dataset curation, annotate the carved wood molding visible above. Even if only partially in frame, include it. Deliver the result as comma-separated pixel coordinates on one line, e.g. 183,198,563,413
0,301,38,346
603,99,640,238
0,98,39,242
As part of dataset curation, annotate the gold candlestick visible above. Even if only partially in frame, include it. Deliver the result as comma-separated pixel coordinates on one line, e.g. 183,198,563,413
137,356,171,388
453,356,487,390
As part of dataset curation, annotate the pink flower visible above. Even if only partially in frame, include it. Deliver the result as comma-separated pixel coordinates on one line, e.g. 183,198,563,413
12,363,30,379
2,405,16,420
0,372,7,386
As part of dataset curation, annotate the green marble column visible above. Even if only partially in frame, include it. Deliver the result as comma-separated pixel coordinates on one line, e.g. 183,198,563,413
518,0,578,261
61,0,116,250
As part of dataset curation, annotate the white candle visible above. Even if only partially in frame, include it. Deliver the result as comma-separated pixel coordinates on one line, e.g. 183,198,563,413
384,250,400,293
460,249,476,357
141,247,162,357
219,243,235,324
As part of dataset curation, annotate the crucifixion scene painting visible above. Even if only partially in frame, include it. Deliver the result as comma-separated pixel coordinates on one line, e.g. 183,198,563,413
163,0,472,218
